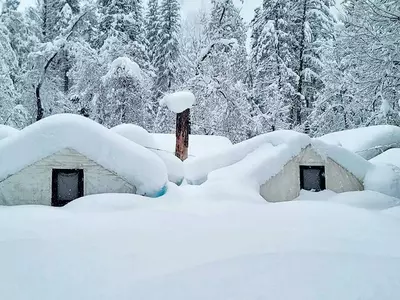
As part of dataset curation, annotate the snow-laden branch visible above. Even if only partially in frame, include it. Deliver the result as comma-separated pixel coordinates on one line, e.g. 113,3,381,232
34,9,92,120
195,38,237,75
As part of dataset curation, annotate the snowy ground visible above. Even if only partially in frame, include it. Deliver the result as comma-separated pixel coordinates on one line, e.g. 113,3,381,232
1,184,400,300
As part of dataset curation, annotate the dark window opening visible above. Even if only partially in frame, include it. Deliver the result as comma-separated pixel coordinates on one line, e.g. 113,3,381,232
300,166,326,192
52,169,84,207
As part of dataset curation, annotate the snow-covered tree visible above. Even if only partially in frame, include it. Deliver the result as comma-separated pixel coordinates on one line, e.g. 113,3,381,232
339,0,400,127
0,22,18,124
0,0,33,126
97,57,148,127
293,0,336,129
145,0,160,65
250,0,298,132
153,0,181,133
186,0,252,142
97,0,148,69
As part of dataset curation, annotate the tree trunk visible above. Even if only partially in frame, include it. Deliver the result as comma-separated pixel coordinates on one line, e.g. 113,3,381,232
35,84,44,121
175,108,190,161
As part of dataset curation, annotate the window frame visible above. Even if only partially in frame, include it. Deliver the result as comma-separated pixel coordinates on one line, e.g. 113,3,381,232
52,169,84,207
299,165,326,192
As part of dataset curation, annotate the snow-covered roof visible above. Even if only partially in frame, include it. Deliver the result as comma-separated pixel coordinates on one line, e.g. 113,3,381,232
186,130,372,185
318,125,400,159
0,125,19,140
111,124,184,185
0,114,168,197
369,148,400,168
152,133,233,158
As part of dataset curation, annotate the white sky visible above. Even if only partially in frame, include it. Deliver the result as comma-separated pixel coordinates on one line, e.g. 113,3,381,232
17,0,262,23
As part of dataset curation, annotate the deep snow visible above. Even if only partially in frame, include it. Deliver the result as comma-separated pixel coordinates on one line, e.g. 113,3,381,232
1,185,400,300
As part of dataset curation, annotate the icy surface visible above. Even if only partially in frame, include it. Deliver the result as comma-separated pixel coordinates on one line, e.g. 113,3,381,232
1,185,400,300
152,133,232,158
370,148,400,168
111,124,184,185
160,91,196,113
318,125,400,159
0,114,168,197
0,124,18,140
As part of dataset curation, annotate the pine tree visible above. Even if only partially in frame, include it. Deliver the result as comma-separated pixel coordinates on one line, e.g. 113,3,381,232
153,0,181,133
250,0,298,132
0,0,35,126
0,22,18,124
97,0,148,69
145,0,160,65
293,0,336,129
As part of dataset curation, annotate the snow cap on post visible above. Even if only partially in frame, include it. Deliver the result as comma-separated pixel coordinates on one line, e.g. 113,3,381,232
160,91,196,113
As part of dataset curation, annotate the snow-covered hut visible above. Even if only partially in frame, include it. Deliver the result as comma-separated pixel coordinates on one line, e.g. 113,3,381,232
0,125,19,140
111,124,184,185
0,114,168,206
189,131,370,202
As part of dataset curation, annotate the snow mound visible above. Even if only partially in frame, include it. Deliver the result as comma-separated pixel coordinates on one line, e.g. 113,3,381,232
0,114,168,197
318,125,400,159
186,130,306,184
296,190,337,201
111,124,184,185
160,90,195,113
382,206,400,218
330,190,400,210
0,125,18,140
152,133,232,158
111,124,156,149
103,57,142,81
370,148,400,168
364,164,400,198
1,192,400,299
187,130,372,185
64,193,158,212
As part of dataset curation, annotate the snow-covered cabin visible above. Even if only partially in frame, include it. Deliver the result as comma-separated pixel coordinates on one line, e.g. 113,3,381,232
188,131,371,202
318,125,400,159
111,124,184,185
0,114,168,206
0,125,18,140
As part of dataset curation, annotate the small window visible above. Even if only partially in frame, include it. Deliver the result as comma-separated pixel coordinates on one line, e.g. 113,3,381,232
300,166,326,192
52,169,84,207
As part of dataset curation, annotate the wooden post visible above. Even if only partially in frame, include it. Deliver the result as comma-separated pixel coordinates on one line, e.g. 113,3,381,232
175,108,190,161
